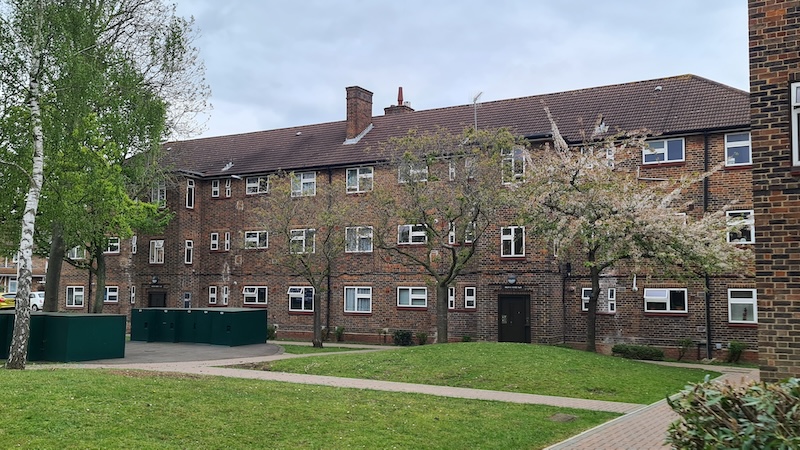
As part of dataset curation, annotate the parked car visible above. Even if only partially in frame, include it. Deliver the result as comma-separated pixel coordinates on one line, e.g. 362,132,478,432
29,291,45,311
0,292,16,310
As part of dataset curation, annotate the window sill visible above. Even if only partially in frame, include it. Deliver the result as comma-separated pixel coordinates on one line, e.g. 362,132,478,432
727,322,757,328
724,164,752,171
243,248,268,251
344,311,372,316
500,256,526,261
450,308,476,312
643,312,688,317
580,311,616,316
289,311,313,315
396,306,427,311
243,304,267,308
344,251,374,255
207,304,228,308
397,243,427,247
641,161,686,168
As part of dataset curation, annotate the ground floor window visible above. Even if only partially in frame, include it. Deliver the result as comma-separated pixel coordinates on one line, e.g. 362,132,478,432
465,287,476,308
243,286,268,305
67,286,84,307
644,288,687,313
344,287,371,313
448,287,455,309
104,286,119,303
208,286,217,304
397,287,427,307
728,289,757,324
288,286,314,312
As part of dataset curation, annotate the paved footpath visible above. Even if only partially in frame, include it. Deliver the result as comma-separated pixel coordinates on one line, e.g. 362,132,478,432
51,341,759,449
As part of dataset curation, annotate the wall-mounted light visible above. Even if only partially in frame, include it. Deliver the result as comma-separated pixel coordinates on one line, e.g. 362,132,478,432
151,276,159,284
507,273,517,285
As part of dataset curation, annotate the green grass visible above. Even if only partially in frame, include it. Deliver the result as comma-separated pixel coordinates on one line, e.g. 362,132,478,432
278,344,359,354
259,342,720,404
0,369,615,449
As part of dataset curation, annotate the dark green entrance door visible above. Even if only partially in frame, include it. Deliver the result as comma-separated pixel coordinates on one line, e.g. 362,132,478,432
498,295,530,343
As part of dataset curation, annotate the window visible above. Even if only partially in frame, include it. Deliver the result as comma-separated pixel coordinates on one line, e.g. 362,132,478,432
184,240,193,264
291,172,316,197
67,246,86,260
288,286,314,312
222,286,229,305
501,226,525,257
727,210,755,244
105,237,120,254
643,138,684,164
244,231,268,249
183,292,192,308
149,239,164,264
792,81,800,166
501,147,526,183
398,224,427,244
608,288,616,313
644,288,687,313
346,167,373,193
104,286,119,303
448,222,475,245
208,286,217,304
225,179,232,197
130,286,136,304
243,286,268,305
8,277,16,293
211,180,220,197
151,180,166,206
131,236,137,254
728,289,757,324
725,132,751,166
449,160,456,181
345,226,373,253
581,288,591,312
448,287,455,309
344,287,372,313
246,176,269,195
186,179,195,208
224,232,231,251
397,287,427,307
66,286,84,307
210,233,219,250
290,229,316,254
465,287,476,309
398,161,428,183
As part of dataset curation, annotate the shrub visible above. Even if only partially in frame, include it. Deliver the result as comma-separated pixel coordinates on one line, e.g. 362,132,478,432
393,330,413,346
416,332,428,345
611,343,664,361
667,377,800,449
334,326,345,342
461,335,473,342
677,338,694,361
727,340,746,363
266,325,277,341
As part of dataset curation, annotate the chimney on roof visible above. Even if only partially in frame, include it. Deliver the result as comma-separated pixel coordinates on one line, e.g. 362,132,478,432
384,86,415,115
346,86,373,140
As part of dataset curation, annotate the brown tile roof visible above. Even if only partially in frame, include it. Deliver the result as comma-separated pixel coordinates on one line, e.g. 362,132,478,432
163,74,749,178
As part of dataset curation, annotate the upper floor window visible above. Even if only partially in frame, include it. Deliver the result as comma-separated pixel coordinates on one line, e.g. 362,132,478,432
246,176,269,195
345,226,373,253
725,132,751,166
288,286,314,312
130,286,136,305
448,222,475,245
728,289,757,324
243,286,268,305
186,179,195,209
225,179,232,197
448,287,455,309
501,226,525,257
131,236,137,254
290,229,316,254
344,286,372,313
210,232,219,251
224,232,231,251
151,181,166,206
244,231,269,249
149,239,165,264
643,288,687,313
727,210,755,244
211,180,220,198
397,286,427,307
643,138,684,164
791,81,800,166
291,172,316,197
501,147,526,183
398,161,428,183
105,237,121,254
184,240,193,264
67,246,86,260
398,224,427,245
346,167,373,193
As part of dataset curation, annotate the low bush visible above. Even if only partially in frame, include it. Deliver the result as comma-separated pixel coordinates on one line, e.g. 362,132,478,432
416,332,428,345
677,338,694,361
393,330,413,346
611,343,664,361
462,335,473,342
727,341,746,363
667,377,800,449
266,325,277,341
334,326,345,342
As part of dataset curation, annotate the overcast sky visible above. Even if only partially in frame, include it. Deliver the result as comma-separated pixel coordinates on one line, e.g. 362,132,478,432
173,0,749,139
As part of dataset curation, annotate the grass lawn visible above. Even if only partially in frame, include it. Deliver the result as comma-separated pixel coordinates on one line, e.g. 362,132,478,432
1,369,616,449
278,344,359,354
256,342,719,404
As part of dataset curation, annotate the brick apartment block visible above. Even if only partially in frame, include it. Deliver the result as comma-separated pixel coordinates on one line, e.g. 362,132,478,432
53,75,759,360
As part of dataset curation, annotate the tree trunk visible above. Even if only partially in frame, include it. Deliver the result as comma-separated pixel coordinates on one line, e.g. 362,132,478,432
44,223,65,312
92,250,106,313
436,283,449,343
312,290,323,348
585,265,600,353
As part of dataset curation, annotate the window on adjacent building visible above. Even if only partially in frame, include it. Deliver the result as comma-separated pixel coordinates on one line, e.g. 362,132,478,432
66,286,84,307
151,180,166,206
244,231,268,249
398,161,428,183
346,167,373,193
397,287,427,307
465,287,476,309
643,288,687,313
727,210,755,244
291,172,316,197
211,180,220,197
345,226,373,253
130,286,136,304
208,286,217,304
344,286,371,313
501,147,526,183
225,179,232,197
105,237,120,254
149,239,165,264
398,224,427,244
288,286,314,312
643,138,684,164
290,229,316,254
725,132,752,166
222,286,229,305
243,286,268,305
104,286,119,303
791,81,800,166
246,176,269,195
501,226,525,257
224,232,231,251
448,287,455,309
184,240,193,264
728,289,757,324
210,233,219,250
186,179,195,209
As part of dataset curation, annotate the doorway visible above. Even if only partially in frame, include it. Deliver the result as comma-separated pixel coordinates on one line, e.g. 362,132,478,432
148,291,166,308
498,294,531,343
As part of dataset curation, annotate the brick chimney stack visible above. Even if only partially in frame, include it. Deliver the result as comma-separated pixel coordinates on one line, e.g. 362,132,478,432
346,86,373,140
384,86,415,115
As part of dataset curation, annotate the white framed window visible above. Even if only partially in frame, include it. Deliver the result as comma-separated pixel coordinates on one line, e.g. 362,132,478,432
211,180,220,197
131,236,137,254
225,179,232,197
581,288,591,312
246,176,269,195
728,289,757,324
130,286,136,304
501,147,526,183
210,233,219,250
288,286,314,312
608,288,616,313
222,286,229,305
67,246,86,260
501,226,525,257
644,288,687,313
449,160,456,181
290,229,316,254
243,286,268,305
448,287,455,309
105,237,121,254
448,222,475,245
465,286,476,309
149,240,164,264
725,132,751,166
344,286,371,313
224,232,231,251
792,81,800,166
183,292,192,308
208,286,217,304
66,286,84,307
643,138,684,164
727,210,755,244
397,287,427,307
186,179,195,209
398,161,428,183
291,172,316,197
151,180,166,206
345,226,373,253
8,277,16,293
346,167,373,193
184,240,193,264
104,286,119,303
244,231,268,249
398,224,427,244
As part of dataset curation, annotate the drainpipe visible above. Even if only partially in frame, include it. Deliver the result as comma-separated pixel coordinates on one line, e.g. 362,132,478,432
703,132,713,359
326,168,333,335
562,263,571,344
